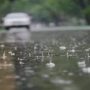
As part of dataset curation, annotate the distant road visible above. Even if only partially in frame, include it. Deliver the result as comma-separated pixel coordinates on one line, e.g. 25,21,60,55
0,26,90,35
31,26,90,32
0,26,90,42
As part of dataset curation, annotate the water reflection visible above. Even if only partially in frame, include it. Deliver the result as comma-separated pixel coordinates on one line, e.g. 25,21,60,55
0,39,90,90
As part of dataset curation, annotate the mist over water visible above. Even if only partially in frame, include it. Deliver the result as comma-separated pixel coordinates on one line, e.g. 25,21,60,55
6,28,31,43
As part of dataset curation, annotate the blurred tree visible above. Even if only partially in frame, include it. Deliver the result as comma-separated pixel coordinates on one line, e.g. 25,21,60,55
42,0,81,25
0,0,10,19
9,0,15,2
74,0,90,24
0,0,90,25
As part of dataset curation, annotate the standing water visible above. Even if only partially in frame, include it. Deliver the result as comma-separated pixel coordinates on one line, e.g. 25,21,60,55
0,30,90,90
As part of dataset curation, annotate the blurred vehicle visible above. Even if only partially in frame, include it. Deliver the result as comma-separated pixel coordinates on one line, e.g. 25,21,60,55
3,12,31,30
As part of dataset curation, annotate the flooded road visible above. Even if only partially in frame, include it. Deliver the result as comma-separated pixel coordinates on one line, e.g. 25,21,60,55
0,29,90,90
0,44,16,90
0,68,16,90
0,41,90,90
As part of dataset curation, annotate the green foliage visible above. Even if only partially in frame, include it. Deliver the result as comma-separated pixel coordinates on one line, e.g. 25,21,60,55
0,0,10,15
83,6,90,15
0,0,90,24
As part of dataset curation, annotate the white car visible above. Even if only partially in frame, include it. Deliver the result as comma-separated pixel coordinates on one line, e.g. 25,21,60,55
3,12,31,30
